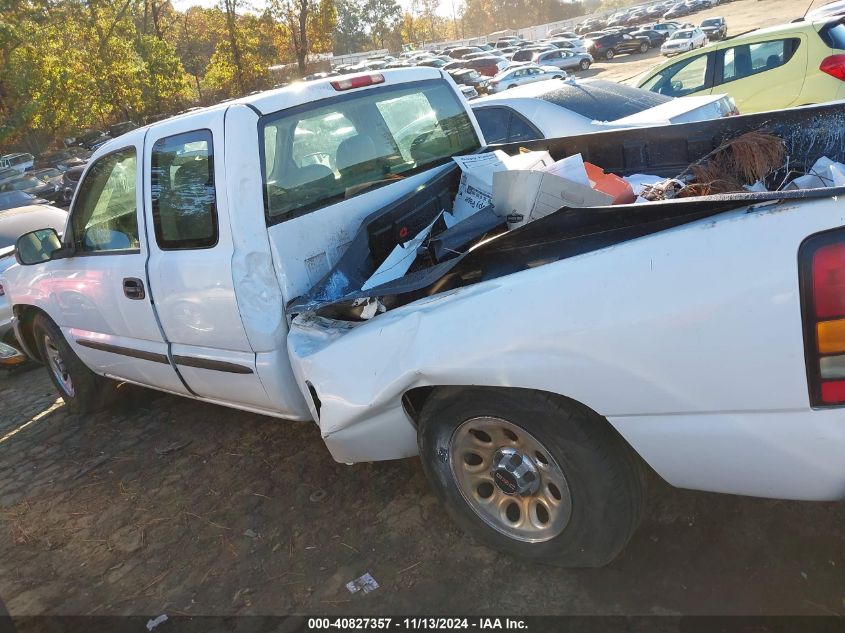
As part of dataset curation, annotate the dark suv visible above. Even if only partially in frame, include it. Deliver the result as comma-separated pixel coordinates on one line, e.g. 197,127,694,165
587,32,651,59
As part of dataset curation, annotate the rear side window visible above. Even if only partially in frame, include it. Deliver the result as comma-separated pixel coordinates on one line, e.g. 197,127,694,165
819,21,845,50
151,130,218,250
473,106,542,145
719,38,800,83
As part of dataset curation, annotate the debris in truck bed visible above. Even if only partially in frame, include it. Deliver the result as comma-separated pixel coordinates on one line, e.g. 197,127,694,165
784,156,845,190
680,130,786,195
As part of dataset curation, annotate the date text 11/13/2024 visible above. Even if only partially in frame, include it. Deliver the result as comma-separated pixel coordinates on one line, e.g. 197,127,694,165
307,618,528,630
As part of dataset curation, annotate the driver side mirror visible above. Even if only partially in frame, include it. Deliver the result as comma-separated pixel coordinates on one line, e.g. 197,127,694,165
15,228,70,265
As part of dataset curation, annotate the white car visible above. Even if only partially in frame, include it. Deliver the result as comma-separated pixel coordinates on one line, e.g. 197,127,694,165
0,153,34,174
661,27,708,56
472,77,738,143
0,204,68,351
487,65,566,93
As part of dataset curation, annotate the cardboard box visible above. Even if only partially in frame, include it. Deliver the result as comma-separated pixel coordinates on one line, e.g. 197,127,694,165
493,169,613,230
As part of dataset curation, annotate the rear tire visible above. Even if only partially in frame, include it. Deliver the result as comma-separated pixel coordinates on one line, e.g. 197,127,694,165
639,42,649,53
417,387,646,567
32,314,118,414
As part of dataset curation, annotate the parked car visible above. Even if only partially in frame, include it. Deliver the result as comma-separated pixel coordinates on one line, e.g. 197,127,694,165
72,130,112,151
60,164,85,206
459,85,479,100
0,174,62,204
34,147,90,171
0,169,21,186
523,49,594,72
416,57,448,68
632,28,669,47
646,21,681,37
462,56,510,77
108,121,138,138
0,153,34,173
472,78,736,143
29,168,65,192
0,203,67,351
586,31,651,59
487,65,566,93
448,46,483,59
510,46,556,64
447,68,489,93
0,191,48,211
700,17,727,40
544,39,589,54
638,17,845,112
664,2,692,19
661,27,708,55
547,29,579,39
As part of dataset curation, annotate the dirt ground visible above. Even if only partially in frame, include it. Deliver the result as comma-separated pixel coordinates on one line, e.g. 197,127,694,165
2,0,845,621
585,0,824,85
1,367,843,617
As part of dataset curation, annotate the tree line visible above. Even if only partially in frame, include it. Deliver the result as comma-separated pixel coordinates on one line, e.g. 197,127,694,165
0,0,588,152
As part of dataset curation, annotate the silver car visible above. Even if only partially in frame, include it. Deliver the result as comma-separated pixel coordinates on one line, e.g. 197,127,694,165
487,65,567,93
0,204,68,350
532,48,594,72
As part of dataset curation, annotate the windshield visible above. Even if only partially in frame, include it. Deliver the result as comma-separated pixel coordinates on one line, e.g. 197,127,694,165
260,79,480,224
672,31,693,39
0,191,33,212
701,19,720,26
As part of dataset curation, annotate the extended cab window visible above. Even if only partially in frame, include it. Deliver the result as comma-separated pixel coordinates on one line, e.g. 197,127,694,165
71,148,139,253
260,79,480,224
151,130,218,250
719,39,799,83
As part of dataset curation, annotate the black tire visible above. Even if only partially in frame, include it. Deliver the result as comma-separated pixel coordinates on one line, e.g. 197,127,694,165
32,314,118,414
417,387,646,567
639,41,649,53
580,59,591,70
604,48,616,60
506,84,516,89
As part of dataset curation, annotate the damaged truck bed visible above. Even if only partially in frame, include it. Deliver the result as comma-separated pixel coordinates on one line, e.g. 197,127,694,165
290,102,845,320
286,102,845,511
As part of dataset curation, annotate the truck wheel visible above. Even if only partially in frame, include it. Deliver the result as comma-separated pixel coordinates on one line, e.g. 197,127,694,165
32,314,118,414
417,388,646,567
580,59,591,70
604,48,615,60
639,42,649,53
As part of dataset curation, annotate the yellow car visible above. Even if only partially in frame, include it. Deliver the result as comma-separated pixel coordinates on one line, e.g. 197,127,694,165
635,17,845,113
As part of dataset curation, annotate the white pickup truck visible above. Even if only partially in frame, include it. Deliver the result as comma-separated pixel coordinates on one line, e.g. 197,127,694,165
5,68,845,567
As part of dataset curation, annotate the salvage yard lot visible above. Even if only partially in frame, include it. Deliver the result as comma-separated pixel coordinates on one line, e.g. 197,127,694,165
1,369,844,616
3,0,845,620
591,0,814,85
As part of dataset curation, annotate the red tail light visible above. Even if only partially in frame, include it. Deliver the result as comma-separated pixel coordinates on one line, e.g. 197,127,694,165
801,230,845,406
820,55,845,81
331,73,385,91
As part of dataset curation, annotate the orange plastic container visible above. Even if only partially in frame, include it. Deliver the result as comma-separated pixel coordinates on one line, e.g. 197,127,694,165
584,162,636,205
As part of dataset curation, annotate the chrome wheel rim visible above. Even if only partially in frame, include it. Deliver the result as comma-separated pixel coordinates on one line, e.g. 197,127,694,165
44,335,74,397
449,416,572,543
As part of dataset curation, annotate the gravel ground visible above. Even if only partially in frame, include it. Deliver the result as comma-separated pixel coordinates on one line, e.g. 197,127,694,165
1,367,843,617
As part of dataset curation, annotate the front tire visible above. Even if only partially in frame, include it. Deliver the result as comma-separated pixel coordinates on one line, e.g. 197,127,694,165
604,48,616,60
32,314,118,414
417,387,646,567
580,59,591,70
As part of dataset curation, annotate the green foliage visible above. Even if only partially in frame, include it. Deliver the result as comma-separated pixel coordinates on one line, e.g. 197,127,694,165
334,0,369,54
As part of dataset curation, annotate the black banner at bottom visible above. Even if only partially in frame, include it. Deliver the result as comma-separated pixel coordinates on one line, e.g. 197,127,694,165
1,616,843,633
